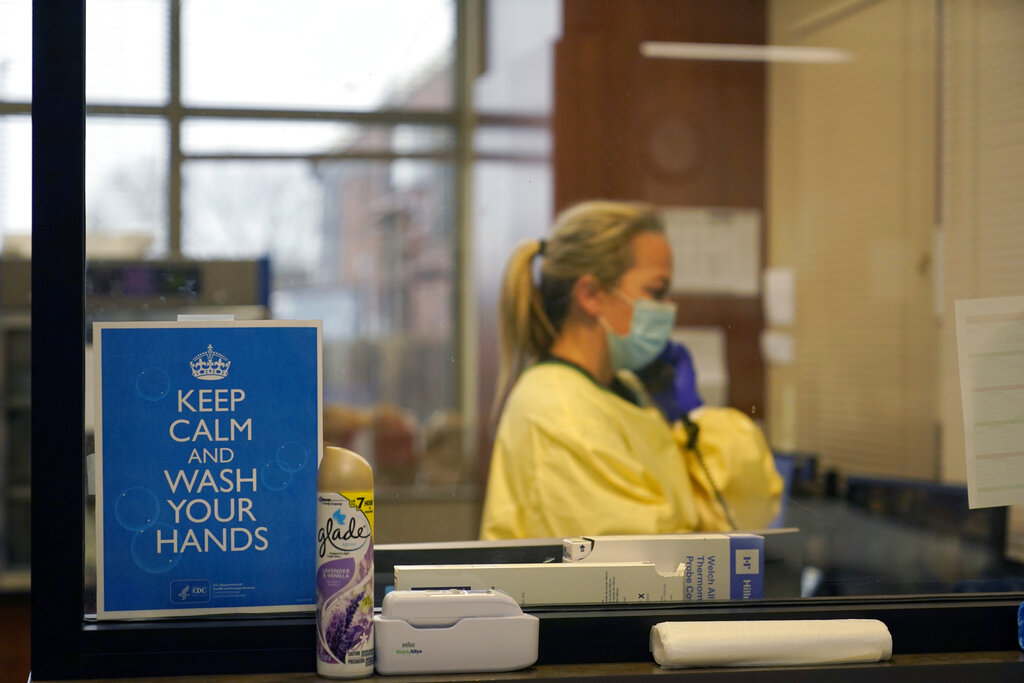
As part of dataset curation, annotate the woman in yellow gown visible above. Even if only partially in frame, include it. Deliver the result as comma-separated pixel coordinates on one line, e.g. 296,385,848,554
480,200,782,540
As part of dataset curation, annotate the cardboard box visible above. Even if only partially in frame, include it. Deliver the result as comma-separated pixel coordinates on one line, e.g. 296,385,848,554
563,533,762,569
562,533,764,602
394,540,763,606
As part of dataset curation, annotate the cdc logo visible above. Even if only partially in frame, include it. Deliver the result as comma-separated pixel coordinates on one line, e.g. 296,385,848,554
170,579,212,604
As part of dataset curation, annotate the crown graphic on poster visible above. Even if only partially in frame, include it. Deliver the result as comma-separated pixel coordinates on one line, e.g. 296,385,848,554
190,344,230,380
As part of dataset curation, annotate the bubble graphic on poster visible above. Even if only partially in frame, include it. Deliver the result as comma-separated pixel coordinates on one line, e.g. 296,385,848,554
114,486,160,531
131,523,183,574
276,441,308,473
136,367,171,401
262,460,292,491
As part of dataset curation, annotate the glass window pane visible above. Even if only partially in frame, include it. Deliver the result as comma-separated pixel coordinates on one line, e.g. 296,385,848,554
185,158,458,487
474,126,550,158
0,320,29,575
86,117,169,257
0,0,31,102
474,0,560,116
182,119,454,156
86,0,169,105
182,0,454,112
0,115,30,245
182,160,323,267
183,119,354,155
0,0,30,593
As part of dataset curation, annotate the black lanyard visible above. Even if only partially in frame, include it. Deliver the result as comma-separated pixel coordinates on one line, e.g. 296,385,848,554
683,417,738,531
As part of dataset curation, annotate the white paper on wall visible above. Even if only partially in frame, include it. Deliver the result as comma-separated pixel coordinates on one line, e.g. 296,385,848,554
670,327,728,407
763,266,796,327
955,295,1024,509
663,207,761,296
760,330,795,366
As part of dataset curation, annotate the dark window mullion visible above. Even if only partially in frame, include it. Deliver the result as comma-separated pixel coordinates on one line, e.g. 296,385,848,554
168,0,182,254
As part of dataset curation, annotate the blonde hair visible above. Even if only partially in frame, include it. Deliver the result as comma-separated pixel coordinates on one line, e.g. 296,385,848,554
493,200,663,416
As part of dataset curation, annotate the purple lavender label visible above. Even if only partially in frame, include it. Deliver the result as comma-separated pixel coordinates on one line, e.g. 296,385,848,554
317,558,356,596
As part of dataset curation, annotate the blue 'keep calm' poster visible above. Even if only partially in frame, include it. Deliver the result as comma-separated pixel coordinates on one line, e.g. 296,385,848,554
94,321,322,618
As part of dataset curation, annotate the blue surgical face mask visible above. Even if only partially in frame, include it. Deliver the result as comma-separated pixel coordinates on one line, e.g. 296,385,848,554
600,289,677,372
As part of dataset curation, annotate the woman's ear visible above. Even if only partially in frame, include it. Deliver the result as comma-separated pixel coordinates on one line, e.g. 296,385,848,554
572,274,605,318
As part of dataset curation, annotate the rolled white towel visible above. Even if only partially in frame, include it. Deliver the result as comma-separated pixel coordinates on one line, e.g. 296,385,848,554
650,619,892,668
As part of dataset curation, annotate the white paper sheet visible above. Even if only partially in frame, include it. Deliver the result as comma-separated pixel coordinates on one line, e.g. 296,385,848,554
955,295,1024,509
663,207,761,296
670,327,728,407
760,330,795,365
763,266,796,326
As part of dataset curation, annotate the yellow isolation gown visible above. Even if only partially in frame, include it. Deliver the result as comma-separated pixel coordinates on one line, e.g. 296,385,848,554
480,360,784,540
480,360,702,540
673,406,783,532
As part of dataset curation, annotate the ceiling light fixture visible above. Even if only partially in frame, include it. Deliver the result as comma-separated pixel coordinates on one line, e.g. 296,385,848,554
640,41,852,64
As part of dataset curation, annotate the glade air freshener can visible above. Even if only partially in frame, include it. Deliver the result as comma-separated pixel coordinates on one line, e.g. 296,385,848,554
316,446,374,678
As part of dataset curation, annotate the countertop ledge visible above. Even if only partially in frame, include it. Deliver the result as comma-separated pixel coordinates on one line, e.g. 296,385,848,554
41,651,1024,683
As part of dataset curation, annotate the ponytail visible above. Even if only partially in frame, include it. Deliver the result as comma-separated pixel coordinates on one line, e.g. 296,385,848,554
493,239,557,419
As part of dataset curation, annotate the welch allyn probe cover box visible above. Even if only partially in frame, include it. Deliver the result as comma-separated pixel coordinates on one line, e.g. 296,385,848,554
563,533,763,572
394,535,763,605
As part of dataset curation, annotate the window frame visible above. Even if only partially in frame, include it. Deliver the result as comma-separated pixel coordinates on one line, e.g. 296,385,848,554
29,1,1024,680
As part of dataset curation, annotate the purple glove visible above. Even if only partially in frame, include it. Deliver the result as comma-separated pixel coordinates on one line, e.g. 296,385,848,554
638,341,703,422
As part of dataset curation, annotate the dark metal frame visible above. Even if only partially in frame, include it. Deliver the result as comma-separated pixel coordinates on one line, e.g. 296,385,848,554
29,1,1024,680
31,0,88,679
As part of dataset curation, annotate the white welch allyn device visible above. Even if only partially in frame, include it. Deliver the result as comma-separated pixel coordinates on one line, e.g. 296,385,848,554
373,588,539,675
